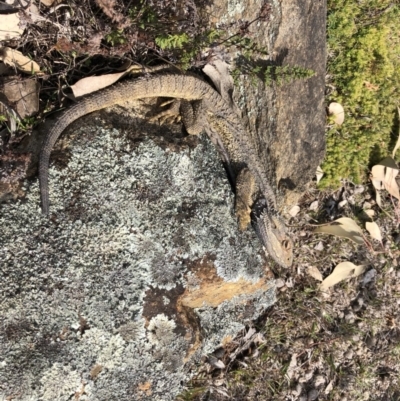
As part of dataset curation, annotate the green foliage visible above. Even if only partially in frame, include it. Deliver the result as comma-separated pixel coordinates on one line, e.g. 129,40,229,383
264,65,315,85
155,33,190,50
128,0,157,29
224,35,269,59
18,116,36,131
322,0,400,187
154,29,221,69
232,61,315,88
104,29,127,46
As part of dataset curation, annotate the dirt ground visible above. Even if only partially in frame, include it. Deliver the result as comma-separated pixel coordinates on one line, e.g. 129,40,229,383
1,0,399,400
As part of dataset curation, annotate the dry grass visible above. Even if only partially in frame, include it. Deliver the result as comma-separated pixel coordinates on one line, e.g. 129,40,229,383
1,1,399,400
179,183,400,401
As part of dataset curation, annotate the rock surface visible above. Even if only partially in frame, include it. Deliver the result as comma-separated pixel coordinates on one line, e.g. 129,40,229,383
0,105,275,401
215,0,326,207
0,0,326,398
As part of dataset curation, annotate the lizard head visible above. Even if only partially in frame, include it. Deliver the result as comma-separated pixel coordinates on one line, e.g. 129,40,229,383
255,212,293,268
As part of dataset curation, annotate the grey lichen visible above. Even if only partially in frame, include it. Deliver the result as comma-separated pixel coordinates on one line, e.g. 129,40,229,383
40,363,82,401
147,314,177,346
0,115,275,400
215,233,264,282
149,252,184,290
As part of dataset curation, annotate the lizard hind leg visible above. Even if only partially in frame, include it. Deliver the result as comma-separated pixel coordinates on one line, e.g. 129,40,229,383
179,99,204,136
235,167,256,231
150,99,204,136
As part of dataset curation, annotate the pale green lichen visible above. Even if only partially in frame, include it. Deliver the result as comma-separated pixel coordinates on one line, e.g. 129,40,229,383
40,363,81,401
0,120,275,400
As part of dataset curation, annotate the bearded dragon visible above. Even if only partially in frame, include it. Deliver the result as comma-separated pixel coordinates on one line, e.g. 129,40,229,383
39,72,293,267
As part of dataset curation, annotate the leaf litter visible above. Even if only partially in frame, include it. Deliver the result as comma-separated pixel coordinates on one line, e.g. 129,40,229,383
1,1,400,400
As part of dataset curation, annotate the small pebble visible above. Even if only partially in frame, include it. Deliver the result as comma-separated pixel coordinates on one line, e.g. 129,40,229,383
314,241,324,251
354,185,365,194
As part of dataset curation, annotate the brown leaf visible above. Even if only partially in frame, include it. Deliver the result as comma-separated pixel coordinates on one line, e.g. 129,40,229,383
289,205,300,217
363,209,375,219
365,222,382,242
0,13,23,41
320,262,367,290
69,70,132,98
371,157,400,200
40,0,56,6
0,79,40,119
315,217,364,245
316,165,324,183
0,47,41,74
307,266,323,282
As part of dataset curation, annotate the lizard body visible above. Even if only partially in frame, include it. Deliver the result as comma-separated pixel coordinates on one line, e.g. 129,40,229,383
39,73,293,267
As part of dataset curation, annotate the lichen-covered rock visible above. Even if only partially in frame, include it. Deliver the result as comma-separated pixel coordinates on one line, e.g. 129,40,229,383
0,114,275,401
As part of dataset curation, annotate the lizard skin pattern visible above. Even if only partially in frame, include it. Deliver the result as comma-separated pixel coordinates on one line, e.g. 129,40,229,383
39,73,293,267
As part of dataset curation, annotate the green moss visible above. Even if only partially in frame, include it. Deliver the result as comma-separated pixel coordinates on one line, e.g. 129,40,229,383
322,0,400,187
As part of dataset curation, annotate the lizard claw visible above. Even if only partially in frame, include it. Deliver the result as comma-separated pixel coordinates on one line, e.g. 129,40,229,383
149,99,182,125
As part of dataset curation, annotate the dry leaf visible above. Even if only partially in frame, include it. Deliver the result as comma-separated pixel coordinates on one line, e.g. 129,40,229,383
364,209,375,219
40,0,56,6
315,217,364,245
324,380,334,395
0,79,40,119
289,205,300,217
328,102,345,125
0,14,23,41
375,190,382,207
320,262,367,290
365,222,382,242
392,107,400,158
363,81,379,91
307,266,323,282
371,157,400,200
316,165,324,183
69,69,133,98
203,58,241,117
0,47,41,74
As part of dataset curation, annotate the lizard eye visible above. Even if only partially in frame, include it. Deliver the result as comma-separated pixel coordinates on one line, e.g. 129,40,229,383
282,240,291,250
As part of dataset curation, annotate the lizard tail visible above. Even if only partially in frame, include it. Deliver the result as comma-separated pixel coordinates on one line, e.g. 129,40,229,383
39,92,126,214
39,74,215,214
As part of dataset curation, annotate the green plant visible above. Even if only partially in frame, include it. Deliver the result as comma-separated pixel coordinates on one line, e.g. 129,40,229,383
232,62,315,88
322,0,400,187
263,65,315,85
155,33,190,50
129,0,157,29
105,29,127,46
